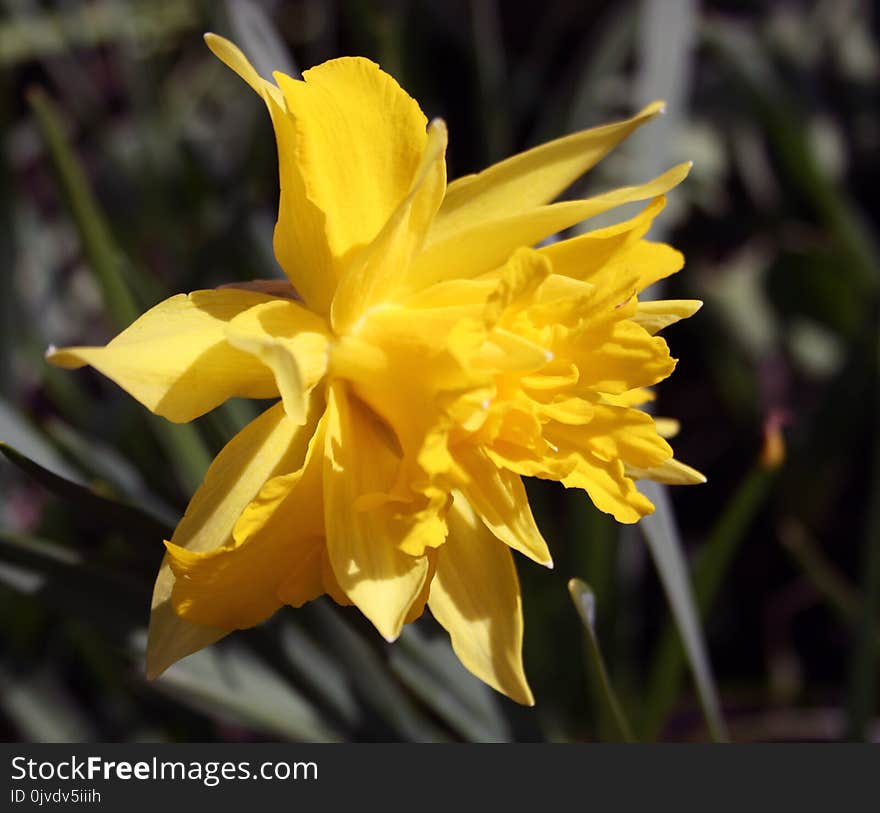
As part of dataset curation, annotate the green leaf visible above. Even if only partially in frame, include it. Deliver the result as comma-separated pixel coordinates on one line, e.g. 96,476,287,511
27,87,140,329
44,419,178,527
0,667,97,742
0,398,82,484
224,0,299,81
0,441,172,541
141,636,341,742
391,622,512,742
568,578,634,743
27,86,213,493
703,21,879,295
306,601,452,742
638,481,729,742
240,620,361,734
640,469,773,740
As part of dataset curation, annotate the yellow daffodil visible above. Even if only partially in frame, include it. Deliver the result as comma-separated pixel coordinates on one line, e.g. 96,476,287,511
48,34,704,706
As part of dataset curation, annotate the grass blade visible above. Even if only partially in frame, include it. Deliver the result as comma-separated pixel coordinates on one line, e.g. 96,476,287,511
307,601,451,742
0,398,82,484
27,86,213,492
144,638,341,742
568,578,634,742
640,468,774,740
638,481,729,741
391,623,512,742
27,87,140,329
1,441,172,540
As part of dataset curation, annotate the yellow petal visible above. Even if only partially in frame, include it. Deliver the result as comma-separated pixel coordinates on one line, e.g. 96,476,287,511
410,163,691,291
483,247,552,327
653,417,681,438
633,299,703,334
331,119,447,332
217,279,299,299
601,388,656,408
47,290,279,423
549,404,672,470
428,492,534,706
536,397,595,425
146,399,316,677
539,196,665,281
572,319,676,395
269,96,337,315
563,455,655,524
323,383,432,641
603,240,685,292
204,34,339,315
454,446,552,567
401,278,495,311
204,33,285,108
224,299,331,424
275,57,432,266
467,328,551,376
626,458,706,485
164,410,328,628
434,101,665,244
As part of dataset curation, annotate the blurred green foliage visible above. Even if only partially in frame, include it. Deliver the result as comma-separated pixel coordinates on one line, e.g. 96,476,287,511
0,0,877,742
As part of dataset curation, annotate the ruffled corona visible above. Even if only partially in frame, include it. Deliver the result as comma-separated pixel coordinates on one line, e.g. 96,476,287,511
48,35,704,705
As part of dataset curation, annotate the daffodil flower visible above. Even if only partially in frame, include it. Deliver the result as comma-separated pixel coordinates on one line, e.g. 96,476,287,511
48,34,704,706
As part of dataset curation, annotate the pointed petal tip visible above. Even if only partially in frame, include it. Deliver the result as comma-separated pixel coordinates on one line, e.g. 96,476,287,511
640,100,666,118
203,32,224,53
511,683,536,706
44,343,57,359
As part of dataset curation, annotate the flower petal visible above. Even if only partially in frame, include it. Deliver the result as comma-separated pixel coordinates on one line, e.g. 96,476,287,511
218,279,299,299
204,33,285,108
653,417,680,438
549,404,673,470
204,34,339,316
627,458,706,485
274,57,432,268
331,119,447,332
164,410,328,628
454,446,553,567
633,299,703,334
224,299,331,424
146,399,316,678
563,455,655,524
598,240,685,292
269,97,337,314
483,247,552,327
428,493,534,706
48,290,279,423
434,101,665,243
539,196,665,281
410,163,691,291
572,319,676,395
323,383,432,641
